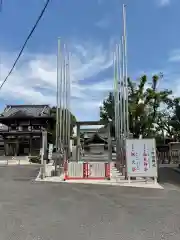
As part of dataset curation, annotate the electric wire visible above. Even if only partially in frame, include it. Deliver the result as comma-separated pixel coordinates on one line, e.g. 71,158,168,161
0,0,51,90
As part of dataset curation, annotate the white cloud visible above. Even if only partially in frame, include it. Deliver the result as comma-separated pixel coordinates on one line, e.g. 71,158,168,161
95,18,110,29
97,0,104,5
168,49,180,62
157,0,171,7
0,42,113,121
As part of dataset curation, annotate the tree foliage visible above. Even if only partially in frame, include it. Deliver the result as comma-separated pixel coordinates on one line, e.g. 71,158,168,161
100,73,180,141
49,106,76,144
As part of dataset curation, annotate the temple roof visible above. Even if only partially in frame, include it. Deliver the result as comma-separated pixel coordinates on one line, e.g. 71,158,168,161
84,133,107,144
0,105,51,118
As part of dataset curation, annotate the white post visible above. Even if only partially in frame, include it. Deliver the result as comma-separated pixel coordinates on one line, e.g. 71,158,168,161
40,131,47,179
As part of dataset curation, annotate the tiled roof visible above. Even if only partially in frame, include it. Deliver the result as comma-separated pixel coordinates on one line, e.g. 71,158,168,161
80,128,98,133
85,133,107,144
80,127,108,139
1,105,51,117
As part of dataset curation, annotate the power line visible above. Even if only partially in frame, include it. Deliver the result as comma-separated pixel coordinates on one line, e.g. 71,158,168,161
0,0,51,91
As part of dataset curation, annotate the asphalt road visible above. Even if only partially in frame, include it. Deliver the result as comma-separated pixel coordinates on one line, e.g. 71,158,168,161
158,165,180,190
0,165,180,239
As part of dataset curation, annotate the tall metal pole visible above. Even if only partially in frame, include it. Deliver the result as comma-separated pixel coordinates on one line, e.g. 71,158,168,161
56,38,60,152
59,47,63,153
118,43,123,167
123,4,129,137
122,36,126,139
67,52,71,157
113,48,118,162
113,50,117,140
116,44,120,142
61,45,66,148
116,44,121,161
65,48,69,154
55,38,61,173
118,43,123,142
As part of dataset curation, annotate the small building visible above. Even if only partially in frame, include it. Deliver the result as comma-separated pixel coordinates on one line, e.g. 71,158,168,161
80,128,99,139
84,133,108,154
0,105,54,156
84,133,108,145
80,126,109,140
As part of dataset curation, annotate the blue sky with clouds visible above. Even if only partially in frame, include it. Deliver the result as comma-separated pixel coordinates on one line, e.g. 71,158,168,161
0,0,180,121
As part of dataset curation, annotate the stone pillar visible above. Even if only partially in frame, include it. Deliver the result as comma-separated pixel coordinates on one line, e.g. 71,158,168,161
15,140,19,156
41,131,48,161
6,143,10,156
29,135,32,156
4,139,7,156
76,124,80,162
40,131,48,179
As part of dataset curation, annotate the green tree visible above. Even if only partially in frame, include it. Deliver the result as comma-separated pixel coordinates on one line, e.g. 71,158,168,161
100,92,116,136
168,98,180,140
49,106,76,144
100,74,172,138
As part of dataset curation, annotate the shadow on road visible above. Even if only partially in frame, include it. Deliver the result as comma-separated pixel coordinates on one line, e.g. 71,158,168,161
0,165,39,182
158,166,180,188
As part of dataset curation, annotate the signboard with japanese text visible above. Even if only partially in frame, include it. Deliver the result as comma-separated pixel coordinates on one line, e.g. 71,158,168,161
48,144,53,160
126,139,157,178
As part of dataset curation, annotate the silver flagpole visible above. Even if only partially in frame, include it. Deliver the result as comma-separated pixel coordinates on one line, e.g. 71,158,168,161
113,49,117,140
55,38,61,173
116,44,120,160
59,44,63,155
118,43,123,167
67,52,71,157
123,4,129,137
65,49,68,152
61,45,67,164
56,38,60,153
118,43,123,141
122,36,126,140
65,47,69,156
62,45,66,148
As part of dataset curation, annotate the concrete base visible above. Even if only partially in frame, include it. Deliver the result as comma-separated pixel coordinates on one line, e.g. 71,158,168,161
35,165,164,189
35,175,163,189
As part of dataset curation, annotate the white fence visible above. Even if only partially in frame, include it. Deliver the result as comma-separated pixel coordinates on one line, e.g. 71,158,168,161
64,161,111,180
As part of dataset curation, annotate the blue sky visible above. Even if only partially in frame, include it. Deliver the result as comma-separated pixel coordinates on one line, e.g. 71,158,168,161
0,0,180,121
